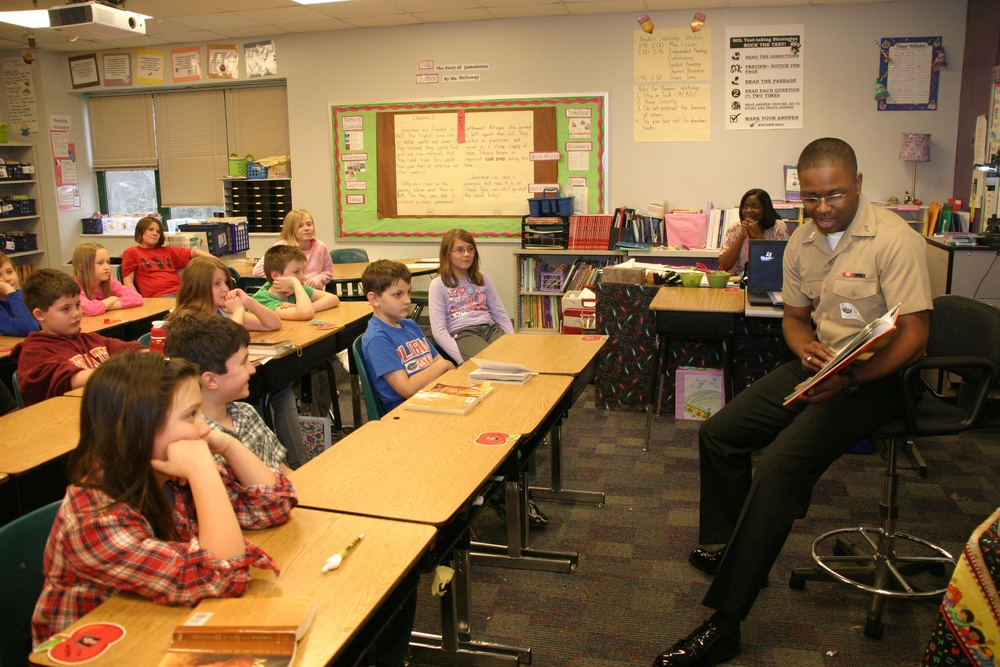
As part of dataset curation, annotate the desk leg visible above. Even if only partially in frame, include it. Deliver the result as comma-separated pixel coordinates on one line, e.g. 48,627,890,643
472,471,578,574
529,422,605,505
410,532,531,667
644,333,665,452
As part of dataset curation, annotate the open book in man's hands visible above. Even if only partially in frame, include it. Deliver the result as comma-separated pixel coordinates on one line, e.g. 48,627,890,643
783,303,901,405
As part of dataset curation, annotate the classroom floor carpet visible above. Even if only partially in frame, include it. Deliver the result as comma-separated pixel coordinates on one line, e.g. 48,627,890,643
332,379,1000,667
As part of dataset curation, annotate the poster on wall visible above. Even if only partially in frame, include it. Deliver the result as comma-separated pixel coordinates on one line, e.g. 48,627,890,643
171,46,202,83
136,49,165,84
50,115,80,211
2,54,39,136
208,45,238,79
632,27,711,142
102,53,132,87
876,36,942,111
245,40,277,78
724,25,804,130
68,54,100,89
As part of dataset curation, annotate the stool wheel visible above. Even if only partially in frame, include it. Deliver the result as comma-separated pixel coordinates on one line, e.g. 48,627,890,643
864,618,884,640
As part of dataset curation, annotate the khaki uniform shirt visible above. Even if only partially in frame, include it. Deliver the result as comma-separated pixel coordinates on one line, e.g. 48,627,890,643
782,194,933,350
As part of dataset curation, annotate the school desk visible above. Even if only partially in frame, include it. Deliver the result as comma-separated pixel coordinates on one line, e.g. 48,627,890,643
289,403,569,666
29,507,436,667
248,300,372,433
471,333,608,505
647,286,744,448
79,297,175,340
385,367,578,573
0,396,79,522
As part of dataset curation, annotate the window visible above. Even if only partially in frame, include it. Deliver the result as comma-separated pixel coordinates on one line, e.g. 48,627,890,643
88,84,289,212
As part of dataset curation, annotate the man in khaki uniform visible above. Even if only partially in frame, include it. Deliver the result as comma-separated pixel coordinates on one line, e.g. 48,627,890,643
655,137,933,667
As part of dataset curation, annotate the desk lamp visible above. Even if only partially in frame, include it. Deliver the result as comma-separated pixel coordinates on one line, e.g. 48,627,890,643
899,132,931,204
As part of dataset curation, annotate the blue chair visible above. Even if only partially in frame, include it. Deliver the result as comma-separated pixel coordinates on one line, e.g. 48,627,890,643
0,501,60,667
227,266,242,287
239,276,267,295
351,336,385,421
10,370,22,409
137,332,151,348
330,248,369,264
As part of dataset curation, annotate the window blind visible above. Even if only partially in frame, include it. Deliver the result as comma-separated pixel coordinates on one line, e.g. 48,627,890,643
154,89,229,207
225,85,289,159
87,95,156,169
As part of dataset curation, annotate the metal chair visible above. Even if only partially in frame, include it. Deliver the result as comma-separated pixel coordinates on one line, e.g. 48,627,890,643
789,295,1000,639
0,501,60,667
351,336,385,422
238,276,267,295
329,248,369,300
10,370,22,409
330,248,369,264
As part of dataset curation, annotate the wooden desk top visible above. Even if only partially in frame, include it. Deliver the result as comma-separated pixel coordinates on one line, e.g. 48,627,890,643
0,334,22,358
472,333,608,375
650,286,745,313
0,298,175,357
0,396,80,475
389,367,572,436
249,301,372,358
80,298,175,334
290,374,566,525
30,508,436,667
230,258,438,281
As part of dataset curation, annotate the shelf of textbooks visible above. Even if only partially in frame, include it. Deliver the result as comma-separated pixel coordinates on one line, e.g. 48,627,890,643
513,249,623,333
0,143,46,275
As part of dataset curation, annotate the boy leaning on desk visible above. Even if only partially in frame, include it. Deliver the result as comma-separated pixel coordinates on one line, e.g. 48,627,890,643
10,269,144,407
165,310,292,474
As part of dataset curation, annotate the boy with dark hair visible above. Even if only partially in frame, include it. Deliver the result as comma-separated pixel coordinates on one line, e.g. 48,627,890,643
165,311,289,472
360,260,454,412
11,269,144,406
252,245,339,320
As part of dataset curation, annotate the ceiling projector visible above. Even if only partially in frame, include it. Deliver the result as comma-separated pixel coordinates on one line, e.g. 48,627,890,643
47,2,145,38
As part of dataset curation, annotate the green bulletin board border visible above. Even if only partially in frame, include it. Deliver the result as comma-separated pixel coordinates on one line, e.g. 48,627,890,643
331,95,607,239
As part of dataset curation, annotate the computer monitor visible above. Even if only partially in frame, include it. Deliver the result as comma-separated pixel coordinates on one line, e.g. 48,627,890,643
746,239,787,293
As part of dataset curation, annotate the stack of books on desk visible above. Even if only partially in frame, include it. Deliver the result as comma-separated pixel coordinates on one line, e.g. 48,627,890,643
403,381,493,415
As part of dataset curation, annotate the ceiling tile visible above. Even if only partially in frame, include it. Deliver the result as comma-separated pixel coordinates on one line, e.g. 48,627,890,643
234,6,330,23
308,0,404,19
272,18,354,31
412,8,494,23
171,12,264,29
487,4,568,18
341,13,423,28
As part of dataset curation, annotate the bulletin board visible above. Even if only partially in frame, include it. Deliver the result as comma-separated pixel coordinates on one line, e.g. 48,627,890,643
330,95,607,239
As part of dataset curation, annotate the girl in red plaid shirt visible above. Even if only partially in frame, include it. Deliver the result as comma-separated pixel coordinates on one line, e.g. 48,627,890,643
31,352,298,646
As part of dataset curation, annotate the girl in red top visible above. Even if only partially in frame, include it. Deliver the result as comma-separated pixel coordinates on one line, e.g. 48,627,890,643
32,352,297,646
121,217,211,297
72,242,143,317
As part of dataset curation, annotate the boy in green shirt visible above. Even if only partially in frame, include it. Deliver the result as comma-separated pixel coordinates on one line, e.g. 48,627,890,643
252,245,340,319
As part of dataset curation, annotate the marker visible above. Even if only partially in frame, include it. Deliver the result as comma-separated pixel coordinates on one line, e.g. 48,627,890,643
322,533,364,572
841,272,866,278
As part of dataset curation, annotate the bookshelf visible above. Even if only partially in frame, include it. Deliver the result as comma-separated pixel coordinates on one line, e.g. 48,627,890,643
513,249,623,334
0,143,45,278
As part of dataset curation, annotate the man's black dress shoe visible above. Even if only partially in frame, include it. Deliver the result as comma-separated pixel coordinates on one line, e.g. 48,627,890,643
653,621,740,666
689,546,726,575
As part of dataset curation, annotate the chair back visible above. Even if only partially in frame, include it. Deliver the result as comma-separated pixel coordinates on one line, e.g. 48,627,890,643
351,336,386,421
238,276,267,295
137,332,151,348
0,501,60,667
227,266,242,287
330,248,369,264
11,370,22,409
927,295,1000,371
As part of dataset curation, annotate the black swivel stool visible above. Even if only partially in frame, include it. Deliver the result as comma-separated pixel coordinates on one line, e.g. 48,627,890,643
789,295,1000,639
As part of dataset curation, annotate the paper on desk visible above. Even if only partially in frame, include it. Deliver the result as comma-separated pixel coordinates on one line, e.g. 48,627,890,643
769,291,783,305
471,358,531,373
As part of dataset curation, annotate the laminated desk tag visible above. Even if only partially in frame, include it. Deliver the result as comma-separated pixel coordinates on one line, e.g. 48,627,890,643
311,319,329,325
579,335,604,342
42,622,126,664
315,323,340,330
474,432,519,446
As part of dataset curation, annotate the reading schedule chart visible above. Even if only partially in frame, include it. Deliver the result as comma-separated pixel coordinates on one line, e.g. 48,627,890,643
29,508,436,667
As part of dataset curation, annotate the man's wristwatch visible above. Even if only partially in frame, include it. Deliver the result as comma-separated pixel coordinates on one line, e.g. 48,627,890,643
840,369,860,395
